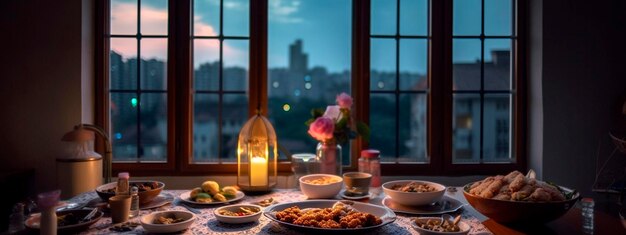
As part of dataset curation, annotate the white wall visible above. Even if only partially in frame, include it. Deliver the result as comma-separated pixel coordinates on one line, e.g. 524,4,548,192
0,0,94,193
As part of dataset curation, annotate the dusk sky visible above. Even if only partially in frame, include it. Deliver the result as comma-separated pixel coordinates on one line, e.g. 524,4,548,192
110,0,513,74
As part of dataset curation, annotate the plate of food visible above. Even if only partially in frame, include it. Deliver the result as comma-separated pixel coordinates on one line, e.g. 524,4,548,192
25,209,103,234
382,195,466,215
179,180,244,205
263,200,396,232
463,170,579,224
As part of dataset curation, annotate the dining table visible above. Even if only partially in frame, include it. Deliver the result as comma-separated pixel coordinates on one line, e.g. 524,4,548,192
60,186,626,235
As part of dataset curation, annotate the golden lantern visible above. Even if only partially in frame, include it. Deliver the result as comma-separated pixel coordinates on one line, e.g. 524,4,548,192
237,113,278,192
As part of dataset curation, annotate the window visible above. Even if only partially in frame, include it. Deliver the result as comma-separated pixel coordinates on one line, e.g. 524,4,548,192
97,0,526,175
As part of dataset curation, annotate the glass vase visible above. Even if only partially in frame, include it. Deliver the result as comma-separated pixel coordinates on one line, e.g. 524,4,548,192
316,141,342,176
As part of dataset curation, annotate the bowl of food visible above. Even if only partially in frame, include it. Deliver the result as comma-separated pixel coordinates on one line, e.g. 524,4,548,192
382,180,446,206
463,170,579,224
140,211,195,233
25,209,104,234
214,204,262,224
299,174,343,199
96,181,164,204
412,216,470,235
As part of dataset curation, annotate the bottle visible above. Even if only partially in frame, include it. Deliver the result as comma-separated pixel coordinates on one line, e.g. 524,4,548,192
581,197,594,234
116,172,130,196
358,149,381,193
129,186,139,218
38,190,61,235
8,203,25,233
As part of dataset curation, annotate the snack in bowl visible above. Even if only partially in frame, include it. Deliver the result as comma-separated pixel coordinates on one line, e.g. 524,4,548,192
299,174,343,199
463,170,579,224
382,180,446,206
214,204,263,224
187,181,239,203
412,217,470,235
140,211,195,233
96,181,164,204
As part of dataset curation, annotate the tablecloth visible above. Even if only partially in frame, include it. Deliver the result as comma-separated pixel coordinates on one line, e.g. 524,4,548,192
68,188,493,234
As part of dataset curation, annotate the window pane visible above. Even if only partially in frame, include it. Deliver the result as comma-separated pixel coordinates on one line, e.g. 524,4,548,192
484,39,511,90
371,38,396,91
453,93,481,163
193,94,219,162
485,0,512,36
140,0,168,35
111,0,137,35
453,39,481,91
223,0,249,36
370,94,396,163
111,92,138,161
194,0,220,36
268,0,352,158
223,40,249,91
140,38,168,90
399,39,428,91
483,94,513,162
193,39,220,91
110,38,137,90
139,93,167,162
400,0,428,36
222,94,248,162
371,0,397,35
453,0,481,36
399,93,428,162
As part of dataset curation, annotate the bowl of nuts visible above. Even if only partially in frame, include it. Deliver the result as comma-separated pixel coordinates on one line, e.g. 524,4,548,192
412,216,470,235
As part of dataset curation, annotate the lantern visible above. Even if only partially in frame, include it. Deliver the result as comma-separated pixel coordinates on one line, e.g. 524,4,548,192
237,113,278,192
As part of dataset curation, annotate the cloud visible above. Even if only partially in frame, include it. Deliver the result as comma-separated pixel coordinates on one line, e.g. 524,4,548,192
110,2,246,68
269,0,303,23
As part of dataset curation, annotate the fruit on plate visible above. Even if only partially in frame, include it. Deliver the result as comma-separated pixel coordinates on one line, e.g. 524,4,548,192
189,181,240,202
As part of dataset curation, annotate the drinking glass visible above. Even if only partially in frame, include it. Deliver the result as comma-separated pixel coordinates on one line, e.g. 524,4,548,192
291,153,320,188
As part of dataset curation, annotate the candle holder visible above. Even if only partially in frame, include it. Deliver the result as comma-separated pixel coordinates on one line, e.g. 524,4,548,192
237,113,277,193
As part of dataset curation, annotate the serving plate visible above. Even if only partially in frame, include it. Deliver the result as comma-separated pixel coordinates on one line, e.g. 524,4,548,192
179,191,244,205
382,195,465,215
263,200,396,232
142,193,174,209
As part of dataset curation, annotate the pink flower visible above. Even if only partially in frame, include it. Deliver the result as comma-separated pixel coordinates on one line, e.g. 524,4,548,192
323,105,343,121
336,93,353,109
308,117,335,142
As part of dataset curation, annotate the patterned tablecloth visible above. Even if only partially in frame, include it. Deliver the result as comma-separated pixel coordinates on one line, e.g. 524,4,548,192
68,187,493,234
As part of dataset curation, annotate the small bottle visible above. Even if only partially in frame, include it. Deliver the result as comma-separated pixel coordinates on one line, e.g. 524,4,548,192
38,190,61,235
358,149,381,191
129,186,139,218
116,172,130,196
8,203,25,233
581,197,594,234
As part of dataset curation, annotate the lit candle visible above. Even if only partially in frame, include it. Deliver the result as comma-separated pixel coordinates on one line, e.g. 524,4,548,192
250,156,268,186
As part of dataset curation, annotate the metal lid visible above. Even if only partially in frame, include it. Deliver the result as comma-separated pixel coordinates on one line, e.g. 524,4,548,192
360,149,380,158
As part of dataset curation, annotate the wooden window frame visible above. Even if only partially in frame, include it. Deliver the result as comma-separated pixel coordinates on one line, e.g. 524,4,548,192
96,0,527,176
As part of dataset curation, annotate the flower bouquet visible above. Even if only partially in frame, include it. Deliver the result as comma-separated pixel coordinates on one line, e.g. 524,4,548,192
305,93,370,175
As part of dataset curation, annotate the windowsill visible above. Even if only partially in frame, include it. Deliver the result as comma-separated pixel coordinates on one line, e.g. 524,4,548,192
130,174,488,190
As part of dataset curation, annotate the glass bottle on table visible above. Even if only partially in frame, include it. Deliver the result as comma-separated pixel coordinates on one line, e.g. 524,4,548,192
129,186,139,218
116,172,130,196
358,149,381,195
581,197,594,234
37,190,61,235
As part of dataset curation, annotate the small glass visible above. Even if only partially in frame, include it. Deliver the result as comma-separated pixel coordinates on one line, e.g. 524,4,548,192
291,153,320,188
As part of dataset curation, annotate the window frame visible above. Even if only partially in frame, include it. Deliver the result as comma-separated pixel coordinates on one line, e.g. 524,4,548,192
96,0,527,176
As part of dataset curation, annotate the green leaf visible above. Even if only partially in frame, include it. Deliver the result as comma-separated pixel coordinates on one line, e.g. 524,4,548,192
357,122,370,143
311,108,324,118
305,118,315,126
336,117,348,129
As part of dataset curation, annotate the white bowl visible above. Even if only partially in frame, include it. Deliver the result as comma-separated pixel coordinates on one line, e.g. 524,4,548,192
382,180,446,206
214,204,262,224
412,217,470,235
299,174,343,199
140,211,195,233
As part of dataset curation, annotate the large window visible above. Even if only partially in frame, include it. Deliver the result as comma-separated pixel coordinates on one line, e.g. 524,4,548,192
97,0,526,175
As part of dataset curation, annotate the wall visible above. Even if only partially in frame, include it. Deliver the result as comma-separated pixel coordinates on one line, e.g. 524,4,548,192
0,0,94,194
534,0,626,205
